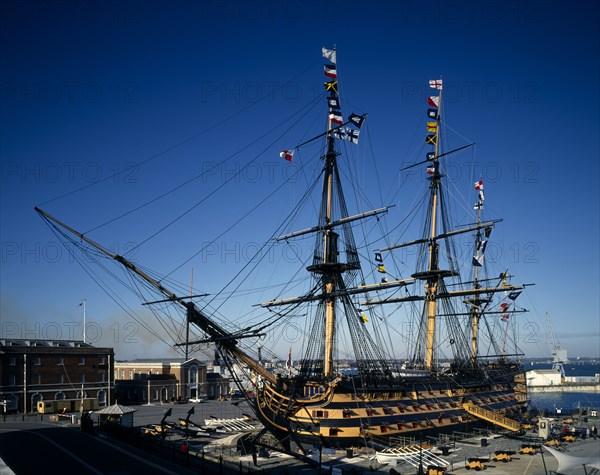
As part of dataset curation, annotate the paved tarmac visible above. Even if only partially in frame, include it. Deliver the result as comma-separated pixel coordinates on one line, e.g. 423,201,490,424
0,421,200,475
110,398,249,428
2,402,599,474
120,401,600,474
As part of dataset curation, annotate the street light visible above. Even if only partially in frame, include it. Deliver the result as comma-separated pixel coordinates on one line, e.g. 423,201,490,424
417,439,425,475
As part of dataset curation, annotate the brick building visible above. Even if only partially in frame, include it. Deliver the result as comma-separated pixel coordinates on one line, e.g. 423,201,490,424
206,371,230,400
0,339,114,413
114,358,207,404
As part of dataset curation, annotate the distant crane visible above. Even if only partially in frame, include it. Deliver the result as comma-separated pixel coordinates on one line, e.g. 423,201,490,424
546,312,567,380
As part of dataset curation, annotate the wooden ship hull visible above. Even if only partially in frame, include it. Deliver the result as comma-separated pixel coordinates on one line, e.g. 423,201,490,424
254,368,527,447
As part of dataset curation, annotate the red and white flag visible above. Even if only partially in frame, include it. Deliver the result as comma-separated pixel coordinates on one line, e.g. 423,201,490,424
324,64,337,79
280,150,294,162
329,111,343,124
475,179,483,191
428,96,439,108
429,79,443,90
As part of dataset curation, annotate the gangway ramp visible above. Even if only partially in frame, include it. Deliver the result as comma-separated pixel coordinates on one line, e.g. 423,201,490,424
462,402,521,432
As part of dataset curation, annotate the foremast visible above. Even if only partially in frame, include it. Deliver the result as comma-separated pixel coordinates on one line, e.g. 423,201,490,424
305,49,361,378
320,122,338,377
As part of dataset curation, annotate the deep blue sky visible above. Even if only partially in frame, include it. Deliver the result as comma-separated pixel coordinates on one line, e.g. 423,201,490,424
1,1,598,359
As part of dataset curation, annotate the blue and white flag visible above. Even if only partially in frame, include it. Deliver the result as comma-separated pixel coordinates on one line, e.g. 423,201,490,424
328,96,340,108
348,113,365,129
347,128,360,144
332,127,360,144
322,47,336,64
472,238,487,266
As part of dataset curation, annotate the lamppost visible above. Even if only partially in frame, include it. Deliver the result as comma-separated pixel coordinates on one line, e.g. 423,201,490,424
417,439,425,475
185,406,194,440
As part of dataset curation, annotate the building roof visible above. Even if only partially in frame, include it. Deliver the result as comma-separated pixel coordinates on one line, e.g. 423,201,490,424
116,374,177,383
95,403,137,415
121,358,185,363
1,338,93,348
115,357,205,366
0,338,113,353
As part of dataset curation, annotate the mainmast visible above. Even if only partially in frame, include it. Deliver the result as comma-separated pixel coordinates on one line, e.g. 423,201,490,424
423,80,443,370
470,179,485,364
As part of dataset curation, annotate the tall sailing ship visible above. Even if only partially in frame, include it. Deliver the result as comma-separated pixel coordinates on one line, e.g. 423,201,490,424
37,48,530,448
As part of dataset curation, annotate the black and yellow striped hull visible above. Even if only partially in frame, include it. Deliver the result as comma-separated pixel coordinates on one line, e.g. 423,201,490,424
254,368,527,447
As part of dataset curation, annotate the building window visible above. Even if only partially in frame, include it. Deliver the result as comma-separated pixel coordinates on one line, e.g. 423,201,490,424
98,390,106,405
57,374,64,384
34,357,41,366
80,373,85,383
55,392,66,400
129,370,133,379
9,356,16,366
79,357,85,365
34,374,41,384
190,366,198,384
99,372,105,383
57,356,64,365
120,370,125,379
9,374,17,386
99,356,106,365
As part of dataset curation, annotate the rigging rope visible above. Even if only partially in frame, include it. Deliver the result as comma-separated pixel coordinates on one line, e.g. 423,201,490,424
37,60,321,208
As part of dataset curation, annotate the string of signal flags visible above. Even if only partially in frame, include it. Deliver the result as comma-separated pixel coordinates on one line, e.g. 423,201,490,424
279,47,366,163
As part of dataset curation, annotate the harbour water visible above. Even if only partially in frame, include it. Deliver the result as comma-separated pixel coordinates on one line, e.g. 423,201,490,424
528,391,600,413
527,362,600,413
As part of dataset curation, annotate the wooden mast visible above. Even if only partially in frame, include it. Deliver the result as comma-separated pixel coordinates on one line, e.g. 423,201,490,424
323,69,337,378
471,188,483,364
424,83,443,371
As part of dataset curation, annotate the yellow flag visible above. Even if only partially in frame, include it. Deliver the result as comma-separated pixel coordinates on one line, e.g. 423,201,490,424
426,134,437,145
324,81,338,94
